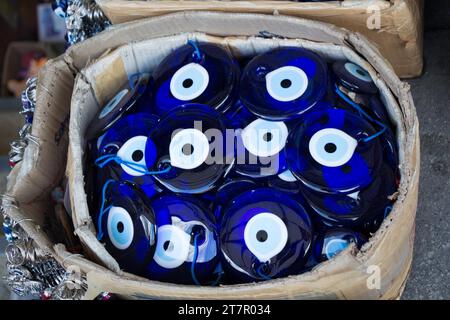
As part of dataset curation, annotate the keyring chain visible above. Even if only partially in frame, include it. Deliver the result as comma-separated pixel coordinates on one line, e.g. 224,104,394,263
54,0,111,45
2,214,87,299
8,77,37,167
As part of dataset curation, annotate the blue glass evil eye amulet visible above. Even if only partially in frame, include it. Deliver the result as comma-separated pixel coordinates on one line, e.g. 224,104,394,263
220,188,313,283
235,118,289,178
146,195,219,285
149,104,233,194
152,42,240,116
96,181,157,277
240,47,328,120
286,107,383,194
332,61,378,95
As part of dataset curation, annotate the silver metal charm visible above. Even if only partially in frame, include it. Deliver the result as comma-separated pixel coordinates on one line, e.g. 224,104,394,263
1,213,87,299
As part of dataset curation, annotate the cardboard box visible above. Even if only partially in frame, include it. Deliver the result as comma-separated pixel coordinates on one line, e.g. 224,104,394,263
2,11,419,299
96,0,424,78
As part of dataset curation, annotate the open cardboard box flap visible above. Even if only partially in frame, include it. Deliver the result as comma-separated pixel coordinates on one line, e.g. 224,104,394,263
96,0,424,78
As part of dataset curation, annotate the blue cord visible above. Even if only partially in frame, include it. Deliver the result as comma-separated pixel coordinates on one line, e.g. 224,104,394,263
95,154,171,175
335,85,387,143
187,40,202,62
96,179,115,240
191,233,201,286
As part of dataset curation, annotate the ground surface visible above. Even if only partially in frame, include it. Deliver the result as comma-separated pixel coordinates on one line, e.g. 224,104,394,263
0,30,449,300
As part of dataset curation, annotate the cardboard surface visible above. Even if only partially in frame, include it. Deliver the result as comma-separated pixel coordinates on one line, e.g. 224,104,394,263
97,0,424,78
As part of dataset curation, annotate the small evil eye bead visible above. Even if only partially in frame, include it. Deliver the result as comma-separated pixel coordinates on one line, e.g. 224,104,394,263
86,74,150,139
239,47,328,120
332,61,378,95
313,229,366,262
96,181,157,277
145,195,219,285
152,42,240,115
149,104,234,194
220,188,313,283
286,108,383,194
235,118,289,178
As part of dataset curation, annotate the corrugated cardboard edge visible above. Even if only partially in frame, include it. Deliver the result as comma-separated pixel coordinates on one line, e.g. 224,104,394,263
96,0,424,78
5,57,73,205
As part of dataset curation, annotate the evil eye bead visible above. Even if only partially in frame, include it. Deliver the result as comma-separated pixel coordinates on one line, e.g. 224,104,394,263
235,118,288,178
308,128,358,168
153,224,191,269
107,206,134,250
86,74,149,139
265,66,308,102
146,195,219,284
116,136,155,176
332,61,378,95
241,119,289,158
220,188,313,283
240,47,328,120
149,104,233,194
314,229,366,262
286,108,383,193
170,63,209,101
152,42,239,115
96,181,157,277
168,128,209,170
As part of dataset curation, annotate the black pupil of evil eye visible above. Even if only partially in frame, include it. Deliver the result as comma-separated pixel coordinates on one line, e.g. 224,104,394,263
132,150,144,162
182,144,194,155
256,230,268,242
356,69,366,76
117,222,124,233
182,78,194,88
263,132,273,142
324,143,337,153
280,79,292,88
163,240,172,251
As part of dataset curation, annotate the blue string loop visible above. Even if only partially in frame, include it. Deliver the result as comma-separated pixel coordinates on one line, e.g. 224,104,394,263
334,85,387,143
187,40,202,62
95,154,172,175
96,179,116,240
191,233,201,286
